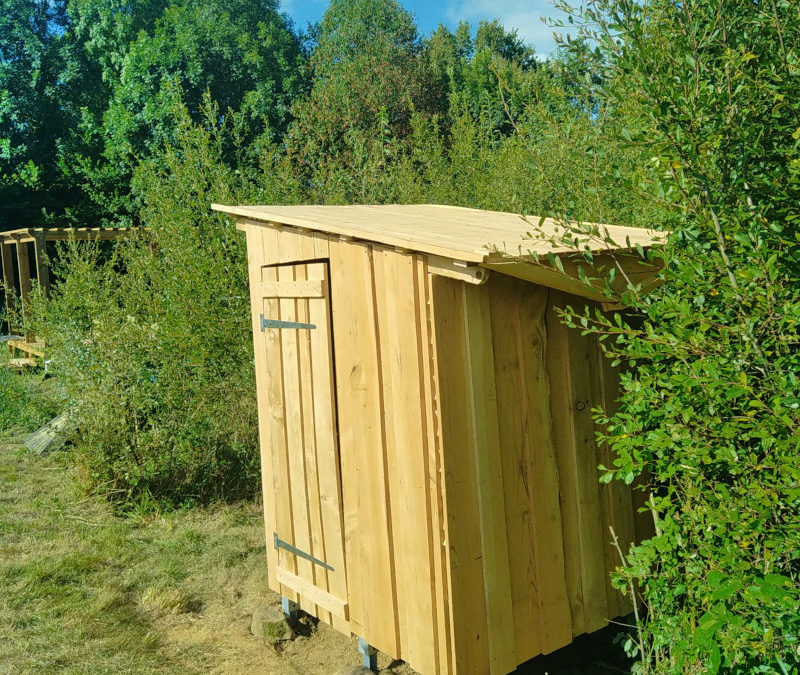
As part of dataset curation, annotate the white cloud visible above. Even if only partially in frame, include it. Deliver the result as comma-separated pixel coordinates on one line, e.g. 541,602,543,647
444,0,572,55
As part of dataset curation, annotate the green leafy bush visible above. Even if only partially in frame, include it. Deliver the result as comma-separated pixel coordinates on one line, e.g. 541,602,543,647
553,0,800,671
35,95,300,507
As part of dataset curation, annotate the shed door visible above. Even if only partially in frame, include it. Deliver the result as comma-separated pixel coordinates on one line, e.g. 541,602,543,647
259,261,349,623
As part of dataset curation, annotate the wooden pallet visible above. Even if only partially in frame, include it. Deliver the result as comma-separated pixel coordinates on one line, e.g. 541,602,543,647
7,339,45,358
4,357,37,369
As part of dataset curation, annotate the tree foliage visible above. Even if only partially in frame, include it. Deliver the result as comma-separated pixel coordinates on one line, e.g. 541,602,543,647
285,0,441,198
76,0,304,220
0,0,71,227
14,4,800,671
553,1,800,671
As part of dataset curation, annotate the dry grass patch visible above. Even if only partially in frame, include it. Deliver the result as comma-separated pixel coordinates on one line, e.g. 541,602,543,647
0,438,412,674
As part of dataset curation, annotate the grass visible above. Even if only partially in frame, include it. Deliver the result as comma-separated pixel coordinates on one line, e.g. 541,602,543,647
0,355,632,675
0,349,391,675
0,436,406,674
0,356,61,433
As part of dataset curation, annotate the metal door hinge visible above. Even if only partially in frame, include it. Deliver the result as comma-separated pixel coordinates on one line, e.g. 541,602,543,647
260,314,316,331
274,533,334,571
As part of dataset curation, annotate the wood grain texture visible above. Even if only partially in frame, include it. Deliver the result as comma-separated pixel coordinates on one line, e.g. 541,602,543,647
329,240,399,656
545,291,587,636
461,282,517,675
32,231,49,296
306,261,350,634
432,276,490,674
252,240,350,630
566,314,610,633
1,242,15,319
374,249,440,674
260,279,325,298
14,239,31,308
276,568,349,620
214,204,664,266
488,275,573,660
417,258,454,675
246,228,279,593
242,220,649,674
277,263,317,615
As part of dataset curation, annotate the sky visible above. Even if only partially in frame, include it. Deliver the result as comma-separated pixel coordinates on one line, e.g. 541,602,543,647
280,0,571,57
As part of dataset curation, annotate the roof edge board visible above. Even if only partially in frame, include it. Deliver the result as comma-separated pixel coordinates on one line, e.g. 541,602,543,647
219,207,489,264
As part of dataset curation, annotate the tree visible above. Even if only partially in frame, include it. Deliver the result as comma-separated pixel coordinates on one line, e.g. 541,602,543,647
68,0,304,222
425,19,546,138
285,0,442,199
474,19,535,69
0,0,71,228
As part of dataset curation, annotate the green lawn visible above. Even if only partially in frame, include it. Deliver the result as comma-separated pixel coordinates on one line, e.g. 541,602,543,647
0,433,387,674
0,360,631,675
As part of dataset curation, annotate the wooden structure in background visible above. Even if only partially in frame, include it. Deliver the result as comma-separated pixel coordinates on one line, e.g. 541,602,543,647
213,204,663,675
1,227,134,359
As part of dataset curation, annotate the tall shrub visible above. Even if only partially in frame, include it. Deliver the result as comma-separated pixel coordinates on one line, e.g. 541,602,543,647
553,1,800,671
37,95,299,506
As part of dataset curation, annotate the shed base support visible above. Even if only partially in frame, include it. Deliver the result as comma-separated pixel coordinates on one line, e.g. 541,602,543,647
281,596,300,623
357,637,377,671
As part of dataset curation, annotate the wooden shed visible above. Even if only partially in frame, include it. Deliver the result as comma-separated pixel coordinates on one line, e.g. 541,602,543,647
212,204,662,675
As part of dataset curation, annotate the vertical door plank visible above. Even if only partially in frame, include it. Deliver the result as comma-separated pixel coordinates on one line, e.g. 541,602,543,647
306,261,350,634
329,240,399,656
263,265,298,602
277,264,315,611
295,263,327,622
462,282,517,675
432,275,489,674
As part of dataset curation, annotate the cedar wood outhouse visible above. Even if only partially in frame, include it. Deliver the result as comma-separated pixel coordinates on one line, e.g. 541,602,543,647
212,204,663,675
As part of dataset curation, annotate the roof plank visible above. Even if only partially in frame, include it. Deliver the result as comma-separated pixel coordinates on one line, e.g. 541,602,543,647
212,204,664,264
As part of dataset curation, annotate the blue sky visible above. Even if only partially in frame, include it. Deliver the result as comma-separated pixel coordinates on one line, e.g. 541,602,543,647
280,0,572,56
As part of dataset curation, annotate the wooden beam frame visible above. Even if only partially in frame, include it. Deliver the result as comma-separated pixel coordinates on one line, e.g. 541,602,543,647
1,242,14,327
483,253,664,303
33,231,50,296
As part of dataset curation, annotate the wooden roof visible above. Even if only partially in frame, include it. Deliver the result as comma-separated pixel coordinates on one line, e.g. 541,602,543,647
211,203,664,264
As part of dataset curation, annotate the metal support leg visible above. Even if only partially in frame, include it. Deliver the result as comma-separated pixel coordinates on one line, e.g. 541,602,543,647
281,596,300,623
357,637,377,671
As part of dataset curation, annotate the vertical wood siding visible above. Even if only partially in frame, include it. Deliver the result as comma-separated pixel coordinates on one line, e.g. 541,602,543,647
433,274,639,673
245,222,643,675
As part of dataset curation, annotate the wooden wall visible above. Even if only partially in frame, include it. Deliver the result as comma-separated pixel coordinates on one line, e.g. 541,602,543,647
432,273,648,674
244,220,649,675
245,221,453,675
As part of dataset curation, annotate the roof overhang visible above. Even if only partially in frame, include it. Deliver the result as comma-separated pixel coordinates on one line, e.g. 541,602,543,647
212,203,666,303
